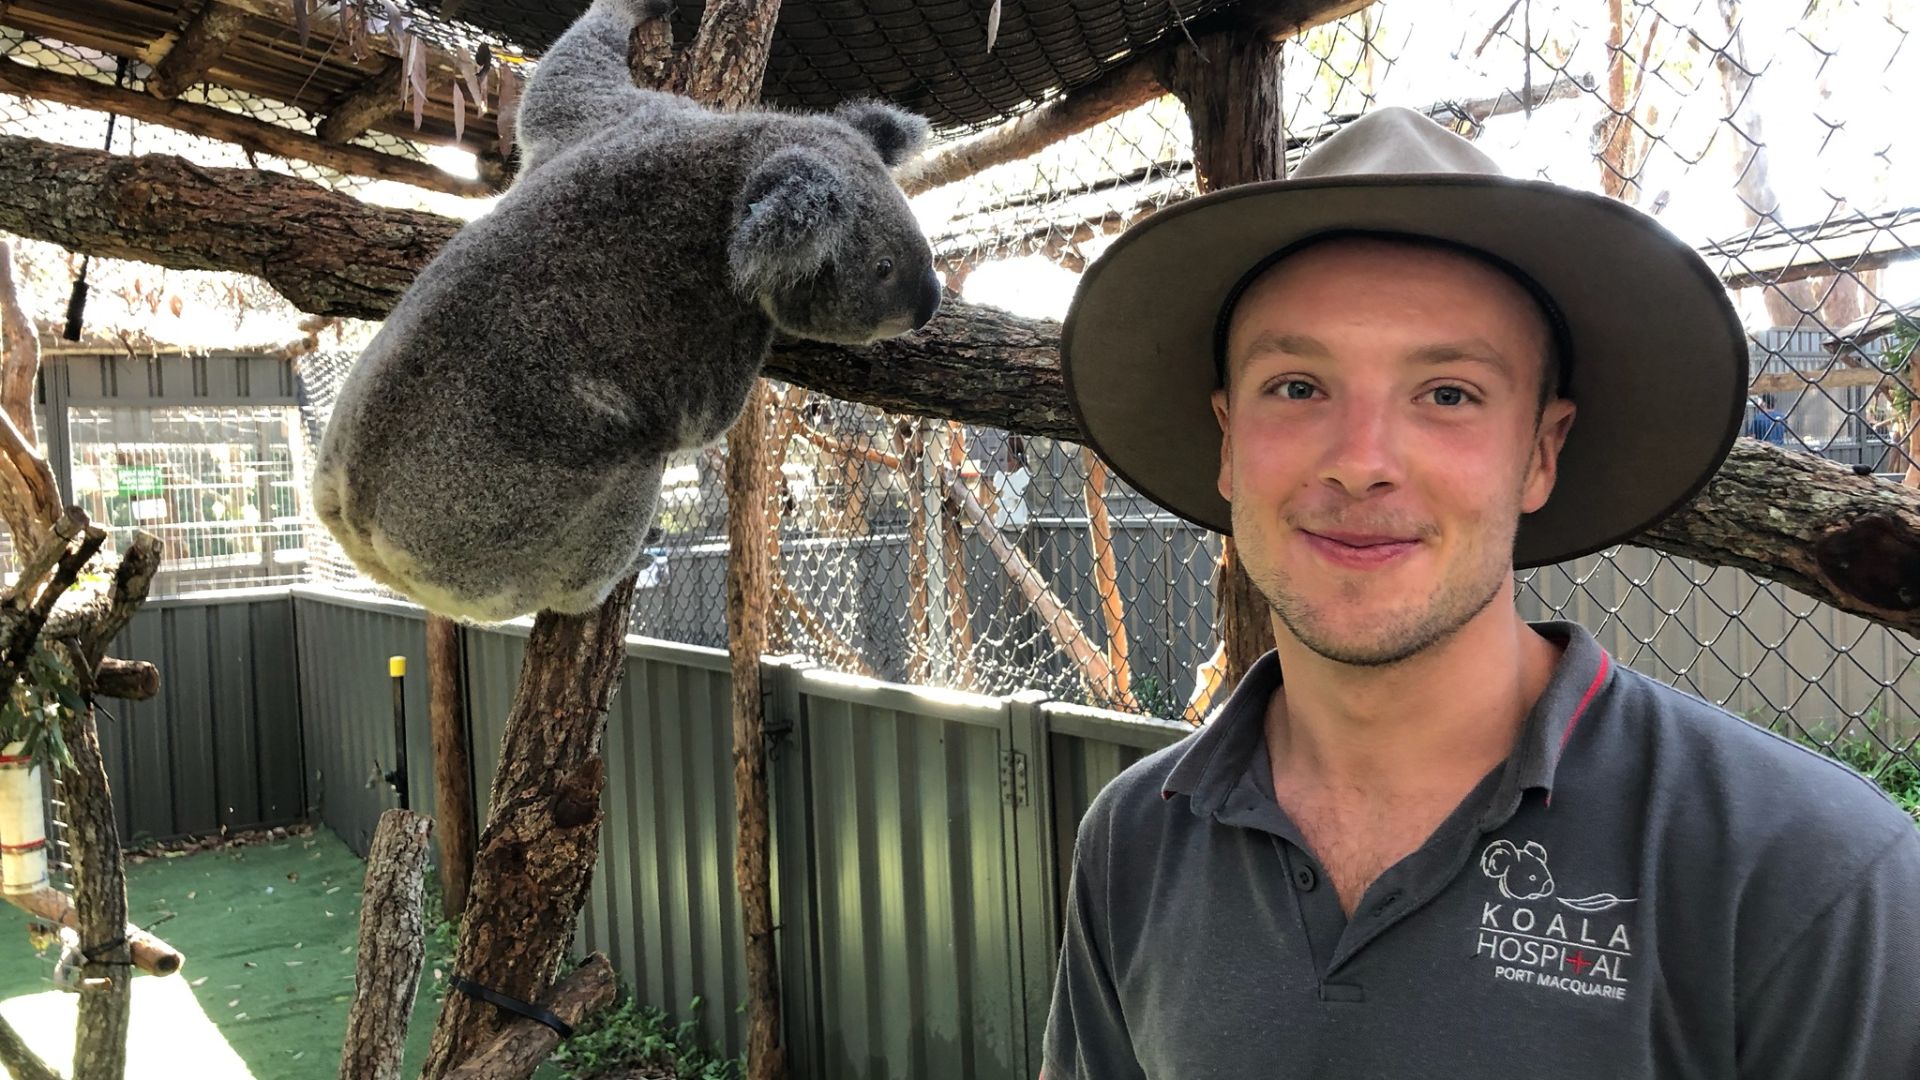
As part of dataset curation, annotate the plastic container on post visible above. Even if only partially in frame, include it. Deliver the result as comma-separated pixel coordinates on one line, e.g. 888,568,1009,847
0,740,48,895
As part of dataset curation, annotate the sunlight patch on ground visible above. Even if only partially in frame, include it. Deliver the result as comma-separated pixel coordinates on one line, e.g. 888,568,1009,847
1,972,259,1079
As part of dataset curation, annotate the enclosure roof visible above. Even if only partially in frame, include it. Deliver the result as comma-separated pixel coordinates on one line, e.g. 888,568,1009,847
2,0,1276,164
453,0,1242,131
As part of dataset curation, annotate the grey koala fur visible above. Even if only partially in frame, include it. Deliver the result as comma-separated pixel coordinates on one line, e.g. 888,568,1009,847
312,0,941,623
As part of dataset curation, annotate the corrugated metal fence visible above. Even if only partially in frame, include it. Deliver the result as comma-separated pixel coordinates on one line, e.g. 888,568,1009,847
283,585,1190,1079
111,582,1910,1078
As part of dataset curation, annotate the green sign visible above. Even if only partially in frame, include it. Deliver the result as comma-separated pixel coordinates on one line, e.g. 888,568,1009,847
117,466,164,497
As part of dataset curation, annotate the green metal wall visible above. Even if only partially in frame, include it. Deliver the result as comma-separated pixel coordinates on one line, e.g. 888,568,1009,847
102,590,306,844
288,588,1198,1080
291,589,433,856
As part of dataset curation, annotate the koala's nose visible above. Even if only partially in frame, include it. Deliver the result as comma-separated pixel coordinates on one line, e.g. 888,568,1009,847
913,268,942,329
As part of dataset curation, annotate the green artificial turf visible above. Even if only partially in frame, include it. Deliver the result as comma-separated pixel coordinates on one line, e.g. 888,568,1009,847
0,827,559,1079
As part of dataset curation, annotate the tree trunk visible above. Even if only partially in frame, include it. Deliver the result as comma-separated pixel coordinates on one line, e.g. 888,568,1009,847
61,705,130,1080
0,133,1916,634
1156,27,1288,680
339,810,434,1080
419,578,637,1078
724,385,786,1080
439,954,618,1080
426,616,475,920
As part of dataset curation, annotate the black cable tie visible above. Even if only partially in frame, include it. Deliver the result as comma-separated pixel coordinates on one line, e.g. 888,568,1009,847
82,935,128,963
450,975,574,1038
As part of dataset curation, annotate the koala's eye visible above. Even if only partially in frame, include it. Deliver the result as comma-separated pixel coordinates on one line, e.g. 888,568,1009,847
876,257,895,279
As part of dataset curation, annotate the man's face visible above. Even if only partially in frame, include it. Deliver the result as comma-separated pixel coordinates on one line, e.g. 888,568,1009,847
1211,237,1577,668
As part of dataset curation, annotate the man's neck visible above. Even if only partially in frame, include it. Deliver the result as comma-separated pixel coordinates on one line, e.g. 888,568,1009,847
1263,595,1564,802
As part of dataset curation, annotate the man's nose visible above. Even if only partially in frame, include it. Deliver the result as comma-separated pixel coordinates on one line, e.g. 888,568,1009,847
1319,399,1403,496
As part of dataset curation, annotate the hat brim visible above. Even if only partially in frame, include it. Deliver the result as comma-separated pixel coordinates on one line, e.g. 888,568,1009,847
1060,174,1750,569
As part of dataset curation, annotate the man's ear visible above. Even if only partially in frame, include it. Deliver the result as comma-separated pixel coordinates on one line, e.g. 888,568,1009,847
1522,398,1577,513
1212,387,1233,503
729,147,850,296
833,100,930,168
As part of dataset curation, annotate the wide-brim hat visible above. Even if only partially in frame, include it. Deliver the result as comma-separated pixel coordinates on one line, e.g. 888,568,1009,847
1060,106,1749,568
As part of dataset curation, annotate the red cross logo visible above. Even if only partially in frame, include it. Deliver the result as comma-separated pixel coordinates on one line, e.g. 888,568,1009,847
1566,950,1594,976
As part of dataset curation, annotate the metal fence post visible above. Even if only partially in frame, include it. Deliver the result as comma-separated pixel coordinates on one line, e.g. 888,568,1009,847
764,654,823,1080
1005,688,1057,1080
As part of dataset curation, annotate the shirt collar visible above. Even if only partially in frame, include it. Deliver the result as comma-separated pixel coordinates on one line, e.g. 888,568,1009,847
1160,620,1615,826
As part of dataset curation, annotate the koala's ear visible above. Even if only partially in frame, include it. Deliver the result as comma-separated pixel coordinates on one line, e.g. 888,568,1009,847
833,100,930,168
1522,841,1549,863
1480,839,1516,876
729,146,851,295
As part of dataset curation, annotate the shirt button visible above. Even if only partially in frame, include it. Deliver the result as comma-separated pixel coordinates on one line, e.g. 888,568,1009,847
1292,863,1318,892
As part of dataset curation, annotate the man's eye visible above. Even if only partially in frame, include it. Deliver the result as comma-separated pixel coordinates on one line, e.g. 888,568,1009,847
1431,386,1474,406
1280,381,1316,400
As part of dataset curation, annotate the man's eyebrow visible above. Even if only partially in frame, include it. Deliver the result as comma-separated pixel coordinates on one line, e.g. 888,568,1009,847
1233,331,1330,365
1408,340,1515,379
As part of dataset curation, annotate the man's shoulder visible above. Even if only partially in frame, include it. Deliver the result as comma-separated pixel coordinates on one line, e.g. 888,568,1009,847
1597,662,1916,848
1076,731,1206,838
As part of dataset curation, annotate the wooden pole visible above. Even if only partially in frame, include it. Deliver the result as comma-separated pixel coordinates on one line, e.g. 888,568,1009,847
945,468,1118,699
898,420,933,684
1157,27,1289,687
1081,449,1133,709
426,615,475,919
339,809,434,1080
3,885,181,977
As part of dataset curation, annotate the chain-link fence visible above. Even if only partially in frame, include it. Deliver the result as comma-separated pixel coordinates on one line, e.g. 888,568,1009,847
3,2,1916,811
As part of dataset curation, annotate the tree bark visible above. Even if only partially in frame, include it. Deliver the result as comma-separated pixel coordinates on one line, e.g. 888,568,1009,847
420,577,637,1079
146,1,254,101
339,810,434,1080
316,60,408,145
439,954,617,1080
61,706,130,1080
0,133,1917,633
0,1015,61,1080
0,240,38,442
0,135,461,321
426,615,475,920
725,386,786,1080
1156,27,1289,679
901,62,1165,196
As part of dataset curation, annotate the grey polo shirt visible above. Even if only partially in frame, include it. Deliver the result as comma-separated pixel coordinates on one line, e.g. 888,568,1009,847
1043,620,1920,1079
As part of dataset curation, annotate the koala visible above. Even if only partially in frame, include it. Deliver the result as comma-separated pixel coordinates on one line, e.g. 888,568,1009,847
312,0,941,623
1480,838,1554,900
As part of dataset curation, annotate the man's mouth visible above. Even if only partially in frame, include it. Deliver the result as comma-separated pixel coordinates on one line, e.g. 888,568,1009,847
1300,529,1421,569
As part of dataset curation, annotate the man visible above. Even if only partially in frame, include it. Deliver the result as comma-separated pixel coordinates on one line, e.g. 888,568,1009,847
1044,107,1920,1079
1747,393,1789,445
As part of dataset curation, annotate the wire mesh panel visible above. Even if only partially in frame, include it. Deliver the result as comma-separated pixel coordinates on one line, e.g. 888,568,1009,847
67,405,310,594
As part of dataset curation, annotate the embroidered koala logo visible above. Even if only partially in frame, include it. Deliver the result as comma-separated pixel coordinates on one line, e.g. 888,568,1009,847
1481,839,1554,900
1480,838,1639,912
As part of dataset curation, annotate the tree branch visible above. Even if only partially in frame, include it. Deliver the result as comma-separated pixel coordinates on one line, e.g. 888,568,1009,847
0,133,1915,632
0,1013,61,1080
